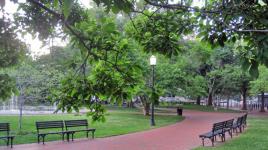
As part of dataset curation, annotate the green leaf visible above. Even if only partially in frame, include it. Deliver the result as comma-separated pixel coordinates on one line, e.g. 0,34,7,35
103,22,115,33
62,0,74,19
242,59,251,71
249,61,259,78
53,0,59,8
71,89,77,97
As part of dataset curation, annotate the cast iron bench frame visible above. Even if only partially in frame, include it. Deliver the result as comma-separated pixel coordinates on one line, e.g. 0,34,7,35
64,119,96,141
0,123,15,148
199,121,226,146
224,119,234,139
36,120,71,144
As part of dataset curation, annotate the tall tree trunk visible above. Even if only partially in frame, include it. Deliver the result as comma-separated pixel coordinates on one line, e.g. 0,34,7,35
207,93,213,106
139,96,150,116
127,100,134,108
227,96,230,109
143,103,150,116
241,82,248,110
260,91,265,112
196,96,201,105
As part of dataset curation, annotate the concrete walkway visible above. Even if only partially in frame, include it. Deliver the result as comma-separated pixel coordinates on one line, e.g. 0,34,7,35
1,110,241,150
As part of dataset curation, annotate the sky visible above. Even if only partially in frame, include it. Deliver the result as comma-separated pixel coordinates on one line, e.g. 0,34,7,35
3,0,204,57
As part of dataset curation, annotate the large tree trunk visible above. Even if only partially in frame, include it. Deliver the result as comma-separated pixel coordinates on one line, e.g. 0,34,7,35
260,91,265,112
139,96,150,116
241,93,247,110
196,96,201,105
227,96,230,109
241,82,248,110
143,103,150,116
127,101,134,108
207,93,213,106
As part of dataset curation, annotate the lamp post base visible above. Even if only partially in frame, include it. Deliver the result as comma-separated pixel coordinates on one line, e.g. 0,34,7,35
150,103,155,126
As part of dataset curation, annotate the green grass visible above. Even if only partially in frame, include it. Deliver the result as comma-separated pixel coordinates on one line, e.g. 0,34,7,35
0,107,183,146
159,103,240,113
195,117,268,150
181,104,240,113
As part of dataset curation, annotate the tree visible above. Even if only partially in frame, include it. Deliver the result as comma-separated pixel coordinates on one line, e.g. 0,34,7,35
219,65,251,110
184,75,207,105
49,14,143,121
250,66,268,112
0,3,26,101
2,0,268,121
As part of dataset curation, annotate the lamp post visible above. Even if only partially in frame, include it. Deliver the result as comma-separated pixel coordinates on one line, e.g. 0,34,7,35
150,55,156,126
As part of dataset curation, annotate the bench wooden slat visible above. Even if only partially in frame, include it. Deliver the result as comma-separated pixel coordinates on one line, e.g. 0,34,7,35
0,123,14,148
65,120,88,128
0,123,9,131
36,121,64,130
64,119,96,141
36,120,66,144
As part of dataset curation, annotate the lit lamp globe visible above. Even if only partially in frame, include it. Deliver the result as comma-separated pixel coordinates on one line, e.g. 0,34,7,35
150,55,156,66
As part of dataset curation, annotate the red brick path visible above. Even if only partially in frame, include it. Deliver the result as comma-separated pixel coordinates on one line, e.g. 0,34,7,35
1,110,241,150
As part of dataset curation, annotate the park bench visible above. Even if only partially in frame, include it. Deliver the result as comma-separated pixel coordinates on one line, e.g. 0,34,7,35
224,119,234,139
64,119,96,141
199,121,226,146
232,116,244,134
0,123,15,148
241,113,248,130
36,120,70,144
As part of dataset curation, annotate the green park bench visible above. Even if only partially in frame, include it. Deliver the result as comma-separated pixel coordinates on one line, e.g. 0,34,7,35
0,123,15,148
64,119,96,141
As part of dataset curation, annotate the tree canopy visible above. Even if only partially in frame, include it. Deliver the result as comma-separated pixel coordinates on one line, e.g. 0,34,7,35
1,0,268,121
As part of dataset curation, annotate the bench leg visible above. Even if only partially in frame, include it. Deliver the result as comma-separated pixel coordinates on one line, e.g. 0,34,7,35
37,135,40,143
229,130,233,138
42,135,45,144
211,137,214,147
92,131,95,139
62,134,65,141
234,128,238,135
72,133,74,141
86,132,89,138
7,138,9,146
66,133,70,142
202,138,205,146
10,137,14,148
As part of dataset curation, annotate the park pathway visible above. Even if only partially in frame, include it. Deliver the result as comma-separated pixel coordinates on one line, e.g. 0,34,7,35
2,110,241,150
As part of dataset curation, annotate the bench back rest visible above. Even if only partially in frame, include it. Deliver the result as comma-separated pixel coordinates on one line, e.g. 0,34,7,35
225,119,234,128
65,120,88,130
242,113,248,124
212,121,225,133
236,116,243,126
0,123,10,136
36,121,64,133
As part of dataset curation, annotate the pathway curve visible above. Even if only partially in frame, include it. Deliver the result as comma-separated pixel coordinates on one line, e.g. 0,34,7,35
2,110,241,150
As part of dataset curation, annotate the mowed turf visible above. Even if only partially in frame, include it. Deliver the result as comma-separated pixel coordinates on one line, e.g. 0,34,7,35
0,108,183,145
159,103,240,113
195,117,268,150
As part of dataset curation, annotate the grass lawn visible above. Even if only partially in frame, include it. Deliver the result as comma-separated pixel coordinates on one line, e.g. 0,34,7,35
181,104,240,113
195,116,268,150
158,103,240,113
0,107,183,145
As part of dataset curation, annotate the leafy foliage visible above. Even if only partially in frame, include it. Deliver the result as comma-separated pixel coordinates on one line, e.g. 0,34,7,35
51,14,143,121
0,6,26,101
0,74,18,101
126,11,195,57
250,65,268,95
